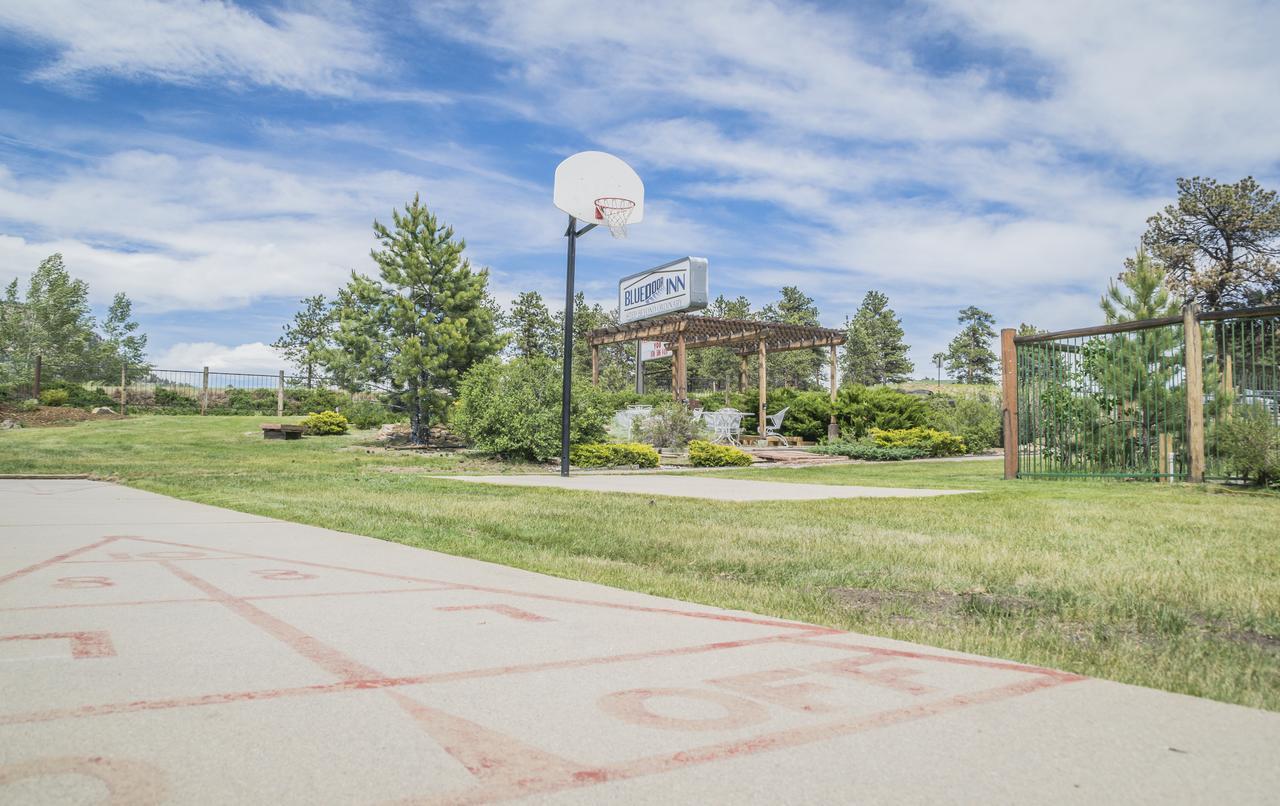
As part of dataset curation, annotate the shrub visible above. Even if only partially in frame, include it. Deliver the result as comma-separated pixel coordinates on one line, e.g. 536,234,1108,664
302,410,349,435
19,398,39,412
633,402,705,449
154,387,199,409
834,385,926,438
343,398,397,429
924,394,1002,453
811,441,927,461
570,442,660,468
38,388,70,407
453,357,609,461
1217,404,1280,487
287,388,347,415
731,389,831,442
870,426,966,457
688,440,753,467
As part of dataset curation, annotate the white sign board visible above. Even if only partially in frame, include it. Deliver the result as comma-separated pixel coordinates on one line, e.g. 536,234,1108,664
618,257,709,324
639,340,672,362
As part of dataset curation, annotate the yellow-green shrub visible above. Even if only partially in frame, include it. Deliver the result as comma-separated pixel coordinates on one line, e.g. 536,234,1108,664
688,440,753,467
38,389,70,407
302,410,349,435
870,426,966,456
570,442,660,468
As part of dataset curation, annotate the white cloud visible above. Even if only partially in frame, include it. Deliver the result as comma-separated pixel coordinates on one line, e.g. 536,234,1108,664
148,340,283,372
0,0,383,97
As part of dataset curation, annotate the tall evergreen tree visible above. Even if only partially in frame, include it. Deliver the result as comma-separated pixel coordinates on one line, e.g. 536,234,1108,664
1101,249,1180,322
505,291,558,359
14,254,99,380
759,286,823,389
944,306,998,384
329,195,501,444
840,290,913,385
274,294,335,387
1141,176,1280,307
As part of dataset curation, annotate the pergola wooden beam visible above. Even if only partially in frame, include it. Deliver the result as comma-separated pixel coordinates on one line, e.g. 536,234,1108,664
587,315,847,418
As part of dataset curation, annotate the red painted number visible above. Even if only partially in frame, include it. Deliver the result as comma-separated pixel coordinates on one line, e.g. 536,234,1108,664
53,576,114,589
251,569,317,581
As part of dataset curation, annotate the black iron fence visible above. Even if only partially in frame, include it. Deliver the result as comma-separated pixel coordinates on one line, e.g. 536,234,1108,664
1002,305,1280,482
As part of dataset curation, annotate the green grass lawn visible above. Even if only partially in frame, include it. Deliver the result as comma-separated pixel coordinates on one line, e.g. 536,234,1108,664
2,415,1278,711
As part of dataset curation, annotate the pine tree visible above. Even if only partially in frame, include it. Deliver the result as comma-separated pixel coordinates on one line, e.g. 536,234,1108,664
944,306,998,384
687,294,752,390
1101,249,1180,323
330,195,501,444
759,286,822,388
100,292,148,373
505,291,558,359
274,295,335,387
840,291,913,385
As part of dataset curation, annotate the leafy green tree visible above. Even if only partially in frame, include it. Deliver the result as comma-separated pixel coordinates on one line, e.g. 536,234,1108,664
4,254,100,381
944,306,997,384
329,195,501,444
274,294,335,387
505,291,559,359
759,286,823,389
453,356,609,461
1142,176,1280,308
99,292,148,377
840,291,913,385
1017,323,1043,336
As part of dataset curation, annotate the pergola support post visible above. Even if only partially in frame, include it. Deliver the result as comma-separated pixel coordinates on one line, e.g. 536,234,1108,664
757,336,767,439
828,345,838,440
591,345,600,386
674,333,687,401
738,355,748,393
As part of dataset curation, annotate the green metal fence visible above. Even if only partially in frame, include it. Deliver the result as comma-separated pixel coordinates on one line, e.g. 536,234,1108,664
1007,305,1280,481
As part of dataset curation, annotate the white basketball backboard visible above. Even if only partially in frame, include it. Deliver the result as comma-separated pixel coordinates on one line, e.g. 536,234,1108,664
553,151,644,225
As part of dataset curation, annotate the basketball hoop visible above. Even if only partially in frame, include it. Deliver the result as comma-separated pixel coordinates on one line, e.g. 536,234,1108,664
594,197,635,239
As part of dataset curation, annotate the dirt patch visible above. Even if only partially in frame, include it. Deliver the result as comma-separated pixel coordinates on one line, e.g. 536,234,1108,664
0,405,125,428
371,423,467,449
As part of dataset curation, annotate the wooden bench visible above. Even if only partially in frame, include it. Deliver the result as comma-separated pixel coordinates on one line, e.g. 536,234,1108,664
260,423,305,440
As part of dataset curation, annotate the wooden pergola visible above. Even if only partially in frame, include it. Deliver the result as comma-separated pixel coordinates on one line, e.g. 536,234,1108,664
587,314,847,439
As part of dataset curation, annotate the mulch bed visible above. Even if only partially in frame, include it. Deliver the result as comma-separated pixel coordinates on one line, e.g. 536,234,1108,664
0,405,124,428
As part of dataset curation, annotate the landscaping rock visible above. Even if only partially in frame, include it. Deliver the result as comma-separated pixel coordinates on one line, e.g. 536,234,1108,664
1,418,21,430
375,423,409,441
92,406,117,415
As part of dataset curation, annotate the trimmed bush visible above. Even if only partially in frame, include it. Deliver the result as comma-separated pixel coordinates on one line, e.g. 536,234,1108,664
688,440,753,467
925,393,1001,453
811,441,926,461
570,442,660,468
834,385,926,438
38,388,70,407
453,357,609,461
302,410,349,435
632,402,705,449
870,426,966,457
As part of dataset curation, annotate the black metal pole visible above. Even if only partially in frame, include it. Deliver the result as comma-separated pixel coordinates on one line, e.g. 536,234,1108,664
560,214,577,477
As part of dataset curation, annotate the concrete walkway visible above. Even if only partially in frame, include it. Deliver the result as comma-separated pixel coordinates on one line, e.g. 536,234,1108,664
1,480,1277,804
438,473,976,501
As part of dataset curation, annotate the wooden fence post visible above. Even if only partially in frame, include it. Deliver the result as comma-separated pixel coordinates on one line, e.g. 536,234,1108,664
277,371,285,418
120,364,127,415
200,366,210,416
591,345,600,386
1183,304,1205,482
1000,328,1018,480
33,354,41,399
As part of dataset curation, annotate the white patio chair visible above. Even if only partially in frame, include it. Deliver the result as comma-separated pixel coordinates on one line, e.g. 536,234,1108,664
765,406,790,446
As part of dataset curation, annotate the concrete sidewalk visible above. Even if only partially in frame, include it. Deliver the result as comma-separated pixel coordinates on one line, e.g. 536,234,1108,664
437,473,976,501
1,480,1277,804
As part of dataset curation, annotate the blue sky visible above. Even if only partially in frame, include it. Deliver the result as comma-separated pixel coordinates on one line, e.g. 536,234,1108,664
1,0,1278,374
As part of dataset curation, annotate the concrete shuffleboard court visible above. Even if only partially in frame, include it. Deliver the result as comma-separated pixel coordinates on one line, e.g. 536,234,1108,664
1,480,1277,804
436,473,977,501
